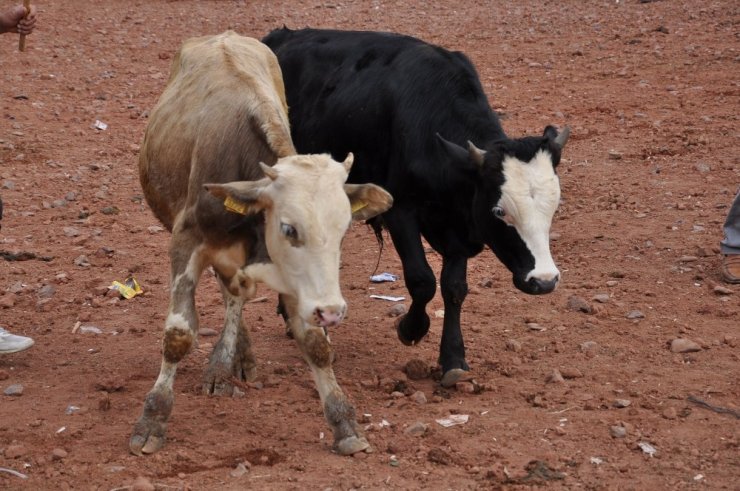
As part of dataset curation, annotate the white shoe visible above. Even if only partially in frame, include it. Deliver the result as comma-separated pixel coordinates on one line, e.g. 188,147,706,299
0,327,34,354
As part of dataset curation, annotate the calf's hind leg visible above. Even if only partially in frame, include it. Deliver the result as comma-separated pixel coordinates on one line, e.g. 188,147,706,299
202,272,257,395
130,227,207,455
283,296,368,455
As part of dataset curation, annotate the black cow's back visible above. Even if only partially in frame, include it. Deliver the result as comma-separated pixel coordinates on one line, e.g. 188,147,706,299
263,27,504,200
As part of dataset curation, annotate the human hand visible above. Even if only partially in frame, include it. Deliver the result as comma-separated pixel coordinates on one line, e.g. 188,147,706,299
0,4,37,35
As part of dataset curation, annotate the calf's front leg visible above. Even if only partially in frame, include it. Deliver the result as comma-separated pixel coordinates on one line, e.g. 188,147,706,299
284,297,368,455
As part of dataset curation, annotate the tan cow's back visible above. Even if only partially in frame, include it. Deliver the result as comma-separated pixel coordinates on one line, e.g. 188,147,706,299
139,31,296,231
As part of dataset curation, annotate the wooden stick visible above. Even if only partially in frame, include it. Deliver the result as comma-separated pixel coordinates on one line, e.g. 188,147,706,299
18,0,31,52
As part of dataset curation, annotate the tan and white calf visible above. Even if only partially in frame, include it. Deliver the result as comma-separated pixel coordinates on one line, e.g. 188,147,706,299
130,32,392,456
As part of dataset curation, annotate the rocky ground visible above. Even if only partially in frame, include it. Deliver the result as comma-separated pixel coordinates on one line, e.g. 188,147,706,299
0,0,738,489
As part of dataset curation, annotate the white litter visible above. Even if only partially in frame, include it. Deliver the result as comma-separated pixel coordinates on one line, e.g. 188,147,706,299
370,272,398,283
435,414,469,427
93,120,108,131
369,294,405,302
693,474,704,481
590,457,604,465
638,441,657,457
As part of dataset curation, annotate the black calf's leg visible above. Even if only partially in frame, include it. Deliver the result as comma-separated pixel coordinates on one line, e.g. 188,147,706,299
384,207,436,345
438,254,471,387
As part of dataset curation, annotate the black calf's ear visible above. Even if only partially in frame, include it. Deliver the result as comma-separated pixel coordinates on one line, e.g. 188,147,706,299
544,125,570,150
543,125,558,140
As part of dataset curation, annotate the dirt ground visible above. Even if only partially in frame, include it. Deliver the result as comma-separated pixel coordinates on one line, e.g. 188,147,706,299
0,0,738,489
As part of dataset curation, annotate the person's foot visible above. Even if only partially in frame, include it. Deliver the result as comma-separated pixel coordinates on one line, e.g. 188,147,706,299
721,254,740,284
0,327,34,354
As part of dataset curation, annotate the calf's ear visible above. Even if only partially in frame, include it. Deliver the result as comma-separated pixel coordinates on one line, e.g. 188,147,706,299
344,183,393,221
203,178,272,216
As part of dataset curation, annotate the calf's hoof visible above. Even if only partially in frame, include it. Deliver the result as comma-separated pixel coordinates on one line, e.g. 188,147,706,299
335,435,370,456
440,368,472,388
129,418,167,455
395,315,429,346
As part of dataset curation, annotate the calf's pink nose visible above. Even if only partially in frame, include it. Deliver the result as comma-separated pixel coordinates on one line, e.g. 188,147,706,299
315,306,345,327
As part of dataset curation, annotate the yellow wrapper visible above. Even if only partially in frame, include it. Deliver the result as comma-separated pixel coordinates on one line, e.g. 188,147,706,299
110,277,143,300
351,200,368,214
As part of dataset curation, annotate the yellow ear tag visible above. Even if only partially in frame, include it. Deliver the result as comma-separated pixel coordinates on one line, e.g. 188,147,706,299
351,200,368,214
224,195,250,215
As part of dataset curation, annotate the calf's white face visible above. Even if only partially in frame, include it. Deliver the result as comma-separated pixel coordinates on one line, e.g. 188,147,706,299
497,150,561,286
206,153,393,327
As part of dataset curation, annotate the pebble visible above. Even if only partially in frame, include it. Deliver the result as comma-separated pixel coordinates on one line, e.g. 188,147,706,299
559,367,584,379
679,255,698,262
147,225,164,234
427,448,453,465
51,448,68,461
455,381,476,394
566,295,592,314
662,407,678,420
4,444,27,458
63,227,81,237
405,421,428,437
606,280,619,287
230,462,249,478
403,359,430,380
670,338,701,353
38,284,56,299
388,303,407,317
199,328,218,337
608,149,622,160
546,369,565,384
4,384,24,396
410,390,427,405
613,399,631,408
610,425,627,438
626,310,645,319
712,285,733,295
74,255,91,267
0,294,16,308
580,341,599,355
2,180,15,190
592,294,610,303
132,476,155,491
526,322,546,331
505,339,522,352
478,277,494,288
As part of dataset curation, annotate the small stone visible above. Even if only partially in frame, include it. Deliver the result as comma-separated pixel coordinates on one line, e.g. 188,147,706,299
410,391,427,405
712,285,733,295
427,448,453,465
505,339,522,352
478,277,494,288
526,322,546,331
4,444,26,459
662,407,678,420
606,280,618,287
559,367,584,379
546,369,565,384
566,295,592,314
390,391,405,399
608,150,622,160
4,384,24,396
199,328,218,337
0,294,16,308
388,303,407,317
592,294,610,303
626,310,645,319
670,338,701,353
580,341,599,354
132,476,155,491
63,227,81,237
679,255,698,262
613,399,631,408
74,255,91,267
610,425,627,438
455,381,476,394
2,180,15,190
403,359,430,380
405,421,428,437
230,462,249,478
101,206,120,215
51,448,68,461
147,225,164,234
38,284,56,299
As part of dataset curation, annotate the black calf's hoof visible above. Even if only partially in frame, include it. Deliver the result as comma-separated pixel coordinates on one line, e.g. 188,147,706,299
395,315,429,346
440,368,472,388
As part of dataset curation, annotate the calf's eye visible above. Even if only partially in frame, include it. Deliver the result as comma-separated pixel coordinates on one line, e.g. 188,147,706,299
280,223,298,240
492,206,506,218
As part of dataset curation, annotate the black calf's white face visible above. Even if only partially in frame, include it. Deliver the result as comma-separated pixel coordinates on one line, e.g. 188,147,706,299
490,149,561,293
